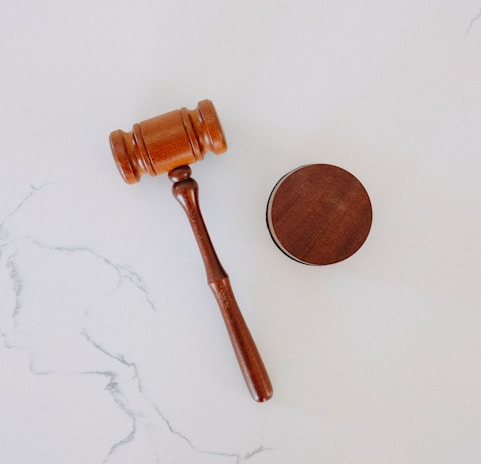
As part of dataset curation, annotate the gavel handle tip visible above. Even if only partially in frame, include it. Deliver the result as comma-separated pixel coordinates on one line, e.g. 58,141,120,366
210,277,273,403
253,386,274,403
170,166,273,402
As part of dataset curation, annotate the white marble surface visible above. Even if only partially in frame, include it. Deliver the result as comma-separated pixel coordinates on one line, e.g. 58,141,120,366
1,1,481,462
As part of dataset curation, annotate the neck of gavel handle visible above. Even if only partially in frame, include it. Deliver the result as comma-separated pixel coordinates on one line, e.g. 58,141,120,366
170,171,273,402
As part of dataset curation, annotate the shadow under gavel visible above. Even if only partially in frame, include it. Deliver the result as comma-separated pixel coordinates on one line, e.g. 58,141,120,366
109,100,273,402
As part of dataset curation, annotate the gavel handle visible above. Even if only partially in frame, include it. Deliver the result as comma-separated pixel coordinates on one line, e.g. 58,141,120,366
169,166,273,402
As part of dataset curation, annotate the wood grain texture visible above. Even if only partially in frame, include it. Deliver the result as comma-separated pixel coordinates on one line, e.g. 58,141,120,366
170,165,273,402
109,101,271,401
109,100,227,184
267,164,372,265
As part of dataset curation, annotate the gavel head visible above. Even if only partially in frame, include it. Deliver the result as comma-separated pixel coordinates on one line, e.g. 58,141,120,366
109,99,227,184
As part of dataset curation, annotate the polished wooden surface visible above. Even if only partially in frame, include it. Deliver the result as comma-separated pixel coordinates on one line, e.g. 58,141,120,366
109,102,272,401
109,99,227,184
170,165,273,402
267,164,372,265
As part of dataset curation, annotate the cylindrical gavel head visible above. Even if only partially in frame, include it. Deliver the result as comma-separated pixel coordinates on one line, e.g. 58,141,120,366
109,99,227,184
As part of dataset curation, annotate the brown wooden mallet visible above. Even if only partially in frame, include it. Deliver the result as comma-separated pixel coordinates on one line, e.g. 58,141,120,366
109,100,273,402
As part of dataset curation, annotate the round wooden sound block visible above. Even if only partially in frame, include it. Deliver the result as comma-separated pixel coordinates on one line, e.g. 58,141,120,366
266,164,372,265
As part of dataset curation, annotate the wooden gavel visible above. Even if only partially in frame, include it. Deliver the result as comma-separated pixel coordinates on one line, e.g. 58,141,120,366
109,100,273,402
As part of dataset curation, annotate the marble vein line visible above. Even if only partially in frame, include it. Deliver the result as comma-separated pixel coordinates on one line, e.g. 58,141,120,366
0,255,19,348
0,186,154,355
153,405,270,463
0,186,41,345
79,330,144,462
153,405,235,460
0,185,38,349
0,246,24,348
26,330,141,462
29,357,140,463
0,184,43,235
34,367,140,463
0,182,63,245
100,370,139,463
27,238,157,312
5,253,23,321
243,446,270,461
83,330,271,462
1,185,155,312
0,185,147,461
0,184,52,348
0,185,271,462
81,329,142,388
466,6,481,35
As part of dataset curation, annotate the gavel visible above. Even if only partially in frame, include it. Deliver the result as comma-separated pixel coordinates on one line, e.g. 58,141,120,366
109,100,273,402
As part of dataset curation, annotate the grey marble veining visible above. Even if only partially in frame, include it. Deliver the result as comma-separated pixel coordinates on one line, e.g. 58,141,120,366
466,6,481,34
0,186,273,463
1,1,481,462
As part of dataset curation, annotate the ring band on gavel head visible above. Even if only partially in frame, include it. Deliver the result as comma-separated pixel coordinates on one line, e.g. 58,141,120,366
109,99,227,184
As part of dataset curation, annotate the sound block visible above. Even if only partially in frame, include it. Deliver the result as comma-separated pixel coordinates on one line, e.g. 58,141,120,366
266,164,372,265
